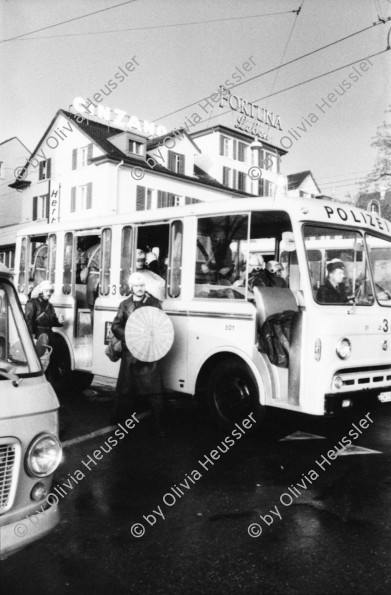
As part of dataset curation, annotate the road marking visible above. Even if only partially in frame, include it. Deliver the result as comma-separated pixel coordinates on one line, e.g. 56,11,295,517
279,431,326,441
336,445,381,456
62,411,150,448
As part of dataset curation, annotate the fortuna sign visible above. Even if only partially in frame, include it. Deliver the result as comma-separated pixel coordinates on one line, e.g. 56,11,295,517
219,86,282,140
71,97,168,137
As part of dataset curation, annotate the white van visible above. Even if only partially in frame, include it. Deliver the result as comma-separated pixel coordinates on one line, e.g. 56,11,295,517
0,263,62,558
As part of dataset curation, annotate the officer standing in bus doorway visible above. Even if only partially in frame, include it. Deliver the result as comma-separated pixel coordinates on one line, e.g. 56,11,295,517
266,260,287,288
110,272,166,436
317,259,349,303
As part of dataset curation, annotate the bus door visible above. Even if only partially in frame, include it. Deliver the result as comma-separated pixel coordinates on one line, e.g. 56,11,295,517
74,231,100,336
250,212,303,407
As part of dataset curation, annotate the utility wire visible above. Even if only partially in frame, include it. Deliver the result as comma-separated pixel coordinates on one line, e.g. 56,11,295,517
200,48,389,126
265,0,305,115
13,9,298,41
154,18,388,122
0,0,137,44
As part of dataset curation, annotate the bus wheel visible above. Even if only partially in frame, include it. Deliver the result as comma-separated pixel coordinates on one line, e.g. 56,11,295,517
47,337,72,393
207,358,263,428
71,371,94,391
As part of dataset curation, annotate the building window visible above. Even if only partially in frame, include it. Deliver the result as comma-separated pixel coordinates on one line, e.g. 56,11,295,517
70,183,92,212
258,150,273,171
157,191,181,208
222,166,231,187
237,171,246,192
168,151,185,174
220,135,231,157
39,158,51,180
185,197,201,205
136,186,153,211
238,142,247,162
0,161,4,178
72,144,92,169
32,195,49,221
128,140,143,156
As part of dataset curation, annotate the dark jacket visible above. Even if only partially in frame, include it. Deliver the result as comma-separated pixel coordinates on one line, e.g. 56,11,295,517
317,280,348,304
111,292,163,397
25,297,63,339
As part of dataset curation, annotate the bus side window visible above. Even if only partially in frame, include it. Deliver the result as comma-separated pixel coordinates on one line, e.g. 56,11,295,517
100,228,112,296
120,226,133,296
63,232,73,295
168,221,183,298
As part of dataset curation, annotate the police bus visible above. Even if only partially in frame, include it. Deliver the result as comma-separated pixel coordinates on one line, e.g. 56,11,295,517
11,196,391,424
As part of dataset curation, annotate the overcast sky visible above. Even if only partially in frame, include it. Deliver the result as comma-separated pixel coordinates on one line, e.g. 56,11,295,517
1,0,389,200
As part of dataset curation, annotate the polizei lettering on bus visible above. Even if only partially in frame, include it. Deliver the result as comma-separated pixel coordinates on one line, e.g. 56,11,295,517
323,205,391,234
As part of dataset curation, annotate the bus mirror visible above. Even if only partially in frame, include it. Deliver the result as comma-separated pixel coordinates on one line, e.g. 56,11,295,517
281,232,296,252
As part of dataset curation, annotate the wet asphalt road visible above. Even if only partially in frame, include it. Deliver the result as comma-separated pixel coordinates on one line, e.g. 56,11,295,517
2,384,391,595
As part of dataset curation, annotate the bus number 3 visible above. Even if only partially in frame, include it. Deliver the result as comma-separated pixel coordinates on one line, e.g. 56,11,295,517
225,324,235,331
111,285,116,295
383,319,389,333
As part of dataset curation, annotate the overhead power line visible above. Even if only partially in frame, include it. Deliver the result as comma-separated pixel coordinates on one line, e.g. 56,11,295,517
11,9,298,41
200,48,389,126
154,18,389,122
0,0,137,44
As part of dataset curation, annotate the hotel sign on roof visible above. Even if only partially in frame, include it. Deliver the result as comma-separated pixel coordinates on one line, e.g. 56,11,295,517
71,97,168,138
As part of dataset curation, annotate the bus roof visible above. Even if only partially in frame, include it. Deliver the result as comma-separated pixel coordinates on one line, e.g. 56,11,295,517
12,196,391,239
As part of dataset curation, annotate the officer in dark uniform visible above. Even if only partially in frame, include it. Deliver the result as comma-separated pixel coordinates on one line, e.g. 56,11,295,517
317,259,348,304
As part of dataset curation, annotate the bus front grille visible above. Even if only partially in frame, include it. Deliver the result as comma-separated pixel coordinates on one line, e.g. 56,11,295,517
332,365,391,392
0,442,19,514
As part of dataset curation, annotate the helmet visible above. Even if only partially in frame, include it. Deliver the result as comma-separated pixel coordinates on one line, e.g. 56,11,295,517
266,260,283,274
248,253,264,268
146,252,157,265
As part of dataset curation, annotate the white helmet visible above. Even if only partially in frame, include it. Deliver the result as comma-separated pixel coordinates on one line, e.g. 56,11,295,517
266,260,283,274
248,253,264,268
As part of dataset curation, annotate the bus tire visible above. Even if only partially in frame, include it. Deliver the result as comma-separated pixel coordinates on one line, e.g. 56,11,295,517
71,371,94,391
207,357,264,428
46,336,72,393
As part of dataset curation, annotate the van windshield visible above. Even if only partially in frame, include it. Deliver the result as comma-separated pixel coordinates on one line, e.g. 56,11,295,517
303,225,374,306
0,280,41,378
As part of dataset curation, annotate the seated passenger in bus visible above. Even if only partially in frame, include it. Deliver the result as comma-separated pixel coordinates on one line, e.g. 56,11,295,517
266,261,287,288
200,228,234,285
248,254,273,290
137,248,166,301
317,259,349,304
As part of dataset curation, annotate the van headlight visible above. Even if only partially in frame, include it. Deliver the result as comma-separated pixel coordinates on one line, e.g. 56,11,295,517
26,434,62,477
336,338,351,360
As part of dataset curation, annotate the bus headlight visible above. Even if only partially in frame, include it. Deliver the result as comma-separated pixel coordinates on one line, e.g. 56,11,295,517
26,434,62,478
336,338,351,360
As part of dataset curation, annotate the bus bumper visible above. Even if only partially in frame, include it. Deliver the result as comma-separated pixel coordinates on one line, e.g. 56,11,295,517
0,504,59,559
324,389,391,415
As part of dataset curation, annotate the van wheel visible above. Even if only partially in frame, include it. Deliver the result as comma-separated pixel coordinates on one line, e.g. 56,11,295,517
207,358,263,428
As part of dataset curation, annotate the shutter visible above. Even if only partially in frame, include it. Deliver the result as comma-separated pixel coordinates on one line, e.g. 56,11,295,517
86,182,92,209
178,154,185,175
46,158,51,179
232,170,237,189
71,187,76,212
185,197,191,205
45,194,50,220
72,149,77,170
87,143,93,163
136,186,145,211
146,190,152,210
39,161,44,180
219,135,224,156
232,139,237,160
157,191,167,208
168,151,174,171
32,196,38,220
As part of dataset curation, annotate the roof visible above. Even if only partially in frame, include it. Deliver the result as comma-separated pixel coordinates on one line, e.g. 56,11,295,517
10,109,249,196
147,128,201,153
190,124,288,155
0,136,30,153
287,170,321,194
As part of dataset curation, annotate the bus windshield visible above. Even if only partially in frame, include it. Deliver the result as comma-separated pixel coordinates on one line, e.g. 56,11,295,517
366,233,391,307
303,225,374,306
